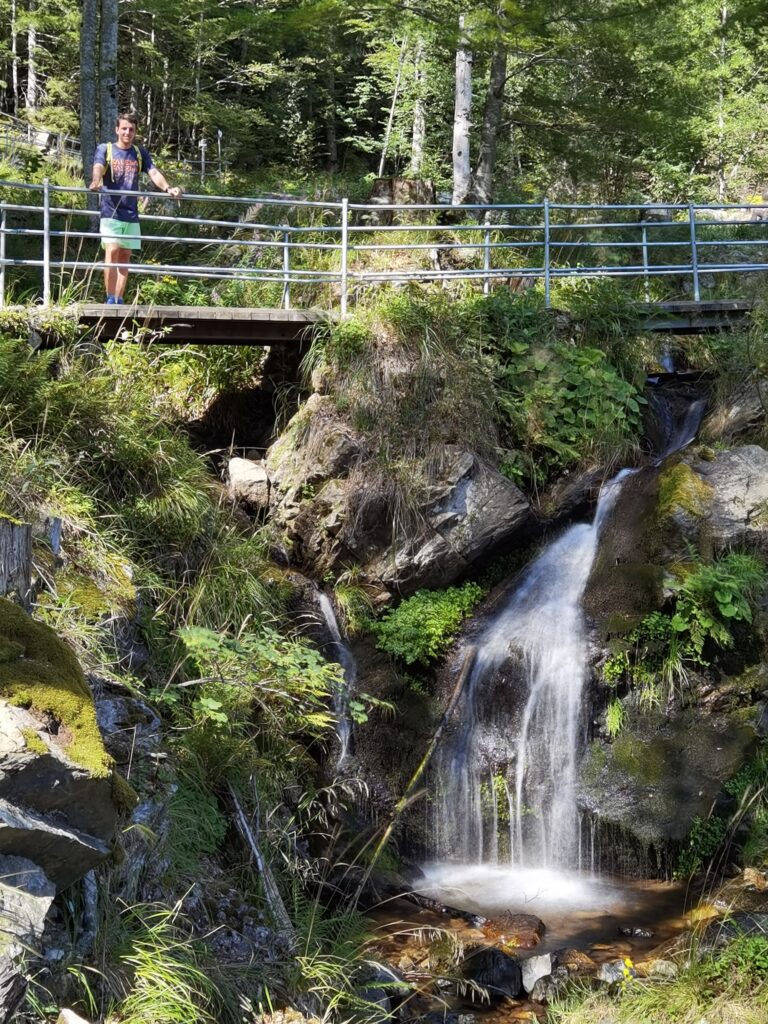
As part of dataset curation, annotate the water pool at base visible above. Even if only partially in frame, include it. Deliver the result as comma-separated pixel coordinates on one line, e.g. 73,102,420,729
415,862,689,956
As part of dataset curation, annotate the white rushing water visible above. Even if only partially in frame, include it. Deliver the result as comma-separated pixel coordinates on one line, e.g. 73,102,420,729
316,592,357,766
434,470,631,867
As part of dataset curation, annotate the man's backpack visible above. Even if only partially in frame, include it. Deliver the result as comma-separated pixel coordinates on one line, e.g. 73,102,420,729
105,141,143,175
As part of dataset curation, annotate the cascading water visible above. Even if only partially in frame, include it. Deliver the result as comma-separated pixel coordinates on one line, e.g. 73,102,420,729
434,470,631,868
316,593,357,765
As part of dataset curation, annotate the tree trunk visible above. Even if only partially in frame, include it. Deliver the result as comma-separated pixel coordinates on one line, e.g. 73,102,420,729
99,0,118,137
452,14,473,205
324,63,338,172
25,0,38,114
717,2,727,201
473,40,507,203
11,0,19,116
410,37,426,176
80,0,99,184
0,518,32,610
378,37,407,178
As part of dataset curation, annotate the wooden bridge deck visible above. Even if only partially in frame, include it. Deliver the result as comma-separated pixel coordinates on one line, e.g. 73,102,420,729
60,298,755,347
75,304,327,345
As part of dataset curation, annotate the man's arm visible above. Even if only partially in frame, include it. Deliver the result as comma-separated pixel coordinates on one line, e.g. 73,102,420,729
89,162,105,191
148,166,182,199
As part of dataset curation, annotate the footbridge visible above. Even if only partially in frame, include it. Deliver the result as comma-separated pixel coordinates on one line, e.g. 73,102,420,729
2,179,767,344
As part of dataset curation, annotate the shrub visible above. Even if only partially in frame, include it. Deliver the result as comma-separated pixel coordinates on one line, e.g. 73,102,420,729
372,582,484,665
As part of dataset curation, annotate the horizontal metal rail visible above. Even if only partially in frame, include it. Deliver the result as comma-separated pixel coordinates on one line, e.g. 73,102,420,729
2,178,768,312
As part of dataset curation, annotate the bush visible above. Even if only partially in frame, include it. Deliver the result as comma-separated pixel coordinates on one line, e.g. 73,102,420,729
372,582,484,665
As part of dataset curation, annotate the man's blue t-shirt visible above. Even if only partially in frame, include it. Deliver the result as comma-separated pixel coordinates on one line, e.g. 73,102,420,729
93,142,154,222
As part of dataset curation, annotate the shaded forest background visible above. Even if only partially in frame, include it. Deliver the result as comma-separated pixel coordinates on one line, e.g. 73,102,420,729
3,0,768,203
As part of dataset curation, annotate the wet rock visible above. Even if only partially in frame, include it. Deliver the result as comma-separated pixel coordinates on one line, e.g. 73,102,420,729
700,911,768,953
596,958,636,985
579,706,758,857
521,953,553,994
90,674,162,769
557,948,597,974
634,958,679,979
529,966,569,1003
461,946,524,1000
481,912,546,949
618,926,654,938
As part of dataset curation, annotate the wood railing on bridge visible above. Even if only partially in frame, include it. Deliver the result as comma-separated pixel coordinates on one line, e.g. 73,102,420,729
2,179,768,319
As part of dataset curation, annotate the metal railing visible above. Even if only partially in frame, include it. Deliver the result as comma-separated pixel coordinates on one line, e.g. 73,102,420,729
2,178,768,313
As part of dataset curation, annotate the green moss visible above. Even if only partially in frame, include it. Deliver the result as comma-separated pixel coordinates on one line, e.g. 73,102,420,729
657,462,713,521
111,771,140,814
582,742,608,786
612,733,667,784
0,598,112,777
20,728,48,755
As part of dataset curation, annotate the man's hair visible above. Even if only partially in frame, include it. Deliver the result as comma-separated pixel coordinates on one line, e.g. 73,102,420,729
115,112,138,127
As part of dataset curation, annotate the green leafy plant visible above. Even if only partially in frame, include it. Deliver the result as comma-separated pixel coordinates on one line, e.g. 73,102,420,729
605,698,626,738
674,813,729,878
372,582,484,665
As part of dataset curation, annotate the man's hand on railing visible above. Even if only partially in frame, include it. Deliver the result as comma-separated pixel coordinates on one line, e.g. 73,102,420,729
88,179,103,191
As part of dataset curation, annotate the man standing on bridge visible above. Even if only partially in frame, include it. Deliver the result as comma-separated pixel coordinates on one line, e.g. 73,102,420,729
89,112,182,304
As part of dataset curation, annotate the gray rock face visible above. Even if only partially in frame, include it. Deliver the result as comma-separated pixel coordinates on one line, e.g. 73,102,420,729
0,854,56,1022
580,707,757,853
694,446,768,552
268,393,533,596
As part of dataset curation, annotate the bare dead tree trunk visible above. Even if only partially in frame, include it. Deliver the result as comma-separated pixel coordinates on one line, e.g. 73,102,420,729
80,0,99,185
25,0,38,114
410,36,426,176
452,14,473,205
99,0,118,134
0,518,32,610
473,40,507,203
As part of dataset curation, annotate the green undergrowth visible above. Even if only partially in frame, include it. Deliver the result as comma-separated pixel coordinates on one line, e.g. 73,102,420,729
547,934,768,1024
371,581,484,665
603,552,766,710
306,288,649,502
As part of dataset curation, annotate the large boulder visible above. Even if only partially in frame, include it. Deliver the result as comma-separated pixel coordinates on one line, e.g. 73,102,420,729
268,396,533,597
579,705,759,868
0,599,119,888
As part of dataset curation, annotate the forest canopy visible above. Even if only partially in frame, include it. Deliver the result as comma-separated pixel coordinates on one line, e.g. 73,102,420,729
1,0,768,202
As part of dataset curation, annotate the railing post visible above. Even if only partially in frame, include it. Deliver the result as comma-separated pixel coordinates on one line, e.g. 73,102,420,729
641,219,650,303
543,198,551,308
483,211,491,297
0,202,6,308
688,202,700,302
340,197,349,316
281,223,291,310
42,177,51,306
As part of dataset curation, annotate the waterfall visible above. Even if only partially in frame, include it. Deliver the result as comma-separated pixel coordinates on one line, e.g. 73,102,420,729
316,593,357,765
434,471,631,868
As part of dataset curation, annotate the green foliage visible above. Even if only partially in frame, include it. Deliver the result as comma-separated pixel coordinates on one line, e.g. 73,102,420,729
675,813,729,879
670,552,766,662
174,625,342,788
372,582,484,665
699,934,768,993
484,292,645,486
167,759,228,876
605,698,626,738
603,555,766,707
114,903,222,1024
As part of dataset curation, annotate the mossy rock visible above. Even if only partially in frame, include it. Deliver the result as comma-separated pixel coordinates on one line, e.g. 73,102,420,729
0,598,111,777
657,462,713,521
